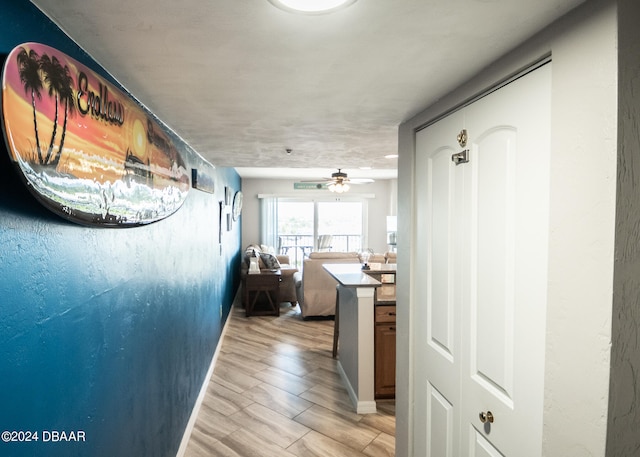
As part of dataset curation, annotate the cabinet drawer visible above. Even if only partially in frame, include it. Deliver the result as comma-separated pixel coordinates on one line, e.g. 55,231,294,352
375,305,396,323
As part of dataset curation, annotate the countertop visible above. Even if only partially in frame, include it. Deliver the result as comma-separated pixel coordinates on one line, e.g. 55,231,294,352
323,263,389,288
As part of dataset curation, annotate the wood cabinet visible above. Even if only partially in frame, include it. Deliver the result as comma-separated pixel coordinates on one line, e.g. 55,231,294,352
375,305,396,398
243,271,281,317
365,268,397,399
366,270,396,305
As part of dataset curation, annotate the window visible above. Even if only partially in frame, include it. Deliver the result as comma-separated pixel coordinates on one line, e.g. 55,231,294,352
317,201,363,252
278,201,314,263
275,198,367,267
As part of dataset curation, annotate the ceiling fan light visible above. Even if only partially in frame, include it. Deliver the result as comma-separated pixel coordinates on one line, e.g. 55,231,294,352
329,182,349,193
268,0,357,14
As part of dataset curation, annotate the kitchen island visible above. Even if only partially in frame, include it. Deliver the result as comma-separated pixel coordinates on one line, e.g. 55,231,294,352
323,263,396,414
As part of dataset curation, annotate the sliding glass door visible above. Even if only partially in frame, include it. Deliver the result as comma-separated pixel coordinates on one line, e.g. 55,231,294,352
276,198,366,267
317,201,363,252
277,201,314,265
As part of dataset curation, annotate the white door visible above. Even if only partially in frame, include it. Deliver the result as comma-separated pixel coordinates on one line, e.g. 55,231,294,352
412,63,551,456
414,109,465,457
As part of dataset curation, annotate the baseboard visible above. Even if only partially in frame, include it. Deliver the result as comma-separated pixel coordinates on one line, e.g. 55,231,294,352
356,400,378,414
175,295,236,457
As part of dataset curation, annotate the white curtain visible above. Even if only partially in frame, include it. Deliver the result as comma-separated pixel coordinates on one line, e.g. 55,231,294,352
259,196,278,251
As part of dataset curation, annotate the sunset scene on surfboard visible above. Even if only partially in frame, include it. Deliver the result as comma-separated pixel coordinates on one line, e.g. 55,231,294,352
1,42,190,226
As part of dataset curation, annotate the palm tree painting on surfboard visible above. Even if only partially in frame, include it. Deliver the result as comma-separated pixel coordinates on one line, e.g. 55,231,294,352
1,42,190,227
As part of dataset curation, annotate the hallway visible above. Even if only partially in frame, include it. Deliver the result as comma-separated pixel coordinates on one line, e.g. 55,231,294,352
184,303,395,456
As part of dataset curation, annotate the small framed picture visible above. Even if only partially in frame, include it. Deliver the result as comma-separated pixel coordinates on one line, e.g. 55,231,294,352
224,186,232,206
218,201,223,244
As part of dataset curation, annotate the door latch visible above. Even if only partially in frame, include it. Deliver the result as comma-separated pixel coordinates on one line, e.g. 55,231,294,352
451,149,469,165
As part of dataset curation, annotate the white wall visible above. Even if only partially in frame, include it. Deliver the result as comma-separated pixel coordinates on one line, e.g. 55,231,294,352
543,3,617,455
397,0,621,455
240,177,397,254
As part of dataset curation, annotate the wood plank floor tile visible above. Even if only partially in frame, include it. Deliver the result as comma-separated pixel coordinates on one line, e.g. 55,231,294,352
228,402,311,449
296,345,342,371
184,304,396,456
375,400,396,416
303,366,347,390
299,383,362,422
211,359,263,394
363,432,395,457
190,404,242,441
252,366,316,396
360,405,396,437
218,428,300,457
201,382,254,417
287,430,368,457
262,352,316,377
244,382,313,419
218,352,270,375
220,336,275,362
184,425,222,457
294,404,381,452
231,326,281,348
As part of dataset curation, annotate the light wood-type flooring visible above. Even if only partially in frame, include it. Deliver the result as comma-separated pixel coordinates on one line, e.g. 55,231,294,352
184,302,395,457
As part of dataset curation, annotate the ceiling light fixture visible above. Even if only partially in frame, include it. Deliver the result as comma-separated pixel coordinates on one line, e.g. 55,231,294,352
268,0,357,14
328,181,350,193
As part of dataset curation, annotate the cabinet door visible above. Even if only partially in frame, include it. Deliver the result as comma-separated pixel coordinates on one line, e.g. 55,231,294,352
375,321,396,398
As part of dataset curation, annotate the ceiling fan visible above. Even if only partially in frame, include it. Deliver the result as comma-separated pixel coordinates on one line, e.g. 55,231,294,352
302,169,374,193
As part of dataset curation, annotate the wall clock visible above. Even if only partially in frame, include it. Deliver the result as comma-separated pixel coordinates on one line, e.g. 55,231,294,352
232,191,243,221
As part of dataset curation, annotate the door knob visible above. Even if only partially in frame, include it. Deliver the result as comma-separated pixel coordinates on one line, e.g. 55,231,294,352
479,411,494,423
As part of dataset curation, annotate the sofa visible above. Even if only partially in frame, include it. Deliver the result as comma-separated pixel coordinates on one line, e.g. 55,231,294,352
294,251,361,319
241,244,299,306
293,250,398,319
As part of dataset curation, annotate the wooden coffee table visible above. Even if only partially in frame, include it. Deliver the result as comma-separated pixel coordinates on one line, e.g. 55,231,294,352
243,270,281,317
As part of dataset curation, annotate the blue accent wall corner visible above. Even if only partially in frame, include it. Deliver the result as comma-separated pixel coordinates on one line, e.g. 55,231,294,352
0,2,242,456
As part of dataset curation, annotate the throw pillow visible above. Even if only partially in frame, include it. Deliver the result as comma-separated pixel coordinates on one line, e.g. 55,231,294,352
260,252,281,270
260,244,276,254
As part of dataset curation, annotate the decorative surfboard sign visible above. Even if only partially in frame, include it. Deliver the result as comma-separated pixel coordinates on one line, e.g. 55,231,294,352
1,42,190,227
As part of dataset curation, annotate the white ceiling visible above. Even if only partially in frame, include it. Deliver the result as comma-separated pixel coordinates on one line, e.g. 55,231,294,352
30,0,584,180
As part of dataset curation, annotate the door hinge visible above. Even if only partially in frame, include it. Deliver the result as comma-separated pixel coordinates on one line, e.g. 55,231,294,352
451,149,469,165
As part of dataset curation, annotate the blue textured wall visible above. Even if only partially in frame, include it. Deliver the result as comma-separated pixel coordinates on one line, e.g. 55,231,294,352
0,2,241,456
